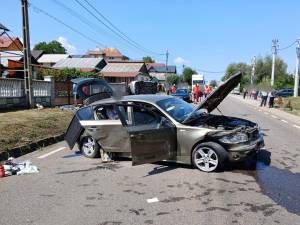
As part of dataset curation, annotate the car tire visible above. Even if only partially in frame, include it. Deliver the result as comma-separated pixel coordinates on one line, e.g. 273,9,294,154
192,142,228,172
80,136,100,158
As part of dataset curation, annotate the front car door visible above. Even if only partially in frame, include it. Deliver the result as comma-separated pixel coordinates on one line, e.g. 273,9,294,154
120,102,177,166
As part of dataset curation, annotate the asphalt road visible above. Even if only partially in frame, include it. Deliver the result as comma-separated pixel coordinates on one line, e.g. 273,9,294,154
0,95,300,225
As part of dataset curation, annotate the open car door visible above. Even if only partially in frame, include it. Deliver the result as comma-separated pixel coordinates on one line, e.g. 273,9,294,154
120,103,177,166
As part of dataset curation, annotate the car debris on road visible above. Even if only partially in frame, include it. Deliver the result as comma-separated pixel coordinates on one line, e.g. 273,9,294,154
0,157,39,177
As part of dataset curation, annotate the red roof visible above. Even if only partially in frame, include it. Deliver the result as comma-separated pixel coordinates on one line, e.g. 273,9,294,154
146,63,165,67
100,72,142,78
0,37,19,48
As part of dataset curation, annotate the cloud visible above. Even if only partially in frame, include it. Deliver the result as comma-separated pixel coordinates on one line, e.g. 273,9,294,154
174,56,188,65
57,36,76,54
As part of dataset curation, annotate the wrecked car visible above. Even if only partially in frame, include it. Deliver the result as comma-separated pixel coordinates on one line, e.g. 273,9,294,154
65,72,264,172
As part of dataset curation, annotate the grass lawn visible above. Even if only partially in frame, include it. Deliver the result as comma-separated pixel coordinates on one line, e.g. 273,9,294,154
0,108,73,153
276,97,300,116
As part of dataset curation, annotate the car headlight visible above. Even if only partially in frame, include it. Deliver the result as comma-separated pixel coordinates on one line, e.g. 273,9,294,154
219,133,248,144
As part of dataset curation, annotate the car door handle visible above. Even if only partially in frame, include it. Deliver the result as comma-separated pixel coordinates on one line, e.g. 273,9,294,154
130,134,144,138
87,127,99,132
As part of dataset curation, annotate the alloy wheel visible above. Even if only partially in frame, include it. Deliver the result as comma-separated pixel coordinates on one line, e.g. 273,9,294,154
193,147,219,172
82,137,96,157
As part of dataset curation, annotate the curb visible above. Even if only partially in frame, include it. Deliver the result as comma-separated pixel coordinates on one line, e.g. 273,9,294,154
0,134,65,162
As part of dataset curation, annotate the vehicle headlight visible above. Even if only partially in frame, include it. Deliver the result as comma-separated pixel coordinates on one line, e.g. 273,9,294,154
219,133,248,144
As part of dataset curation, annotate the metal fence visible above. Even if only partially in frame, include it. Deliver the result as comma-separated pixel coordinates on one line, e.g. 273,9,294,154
0,77,53,109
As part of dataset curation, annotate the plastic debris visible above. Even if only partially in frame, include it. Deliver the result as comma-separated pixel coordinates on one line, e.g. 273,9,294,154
147,197,159,203
1,158,39,177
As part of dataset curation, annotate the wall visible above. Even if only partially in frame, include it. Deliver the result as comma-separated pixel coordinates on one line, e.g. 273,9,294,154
0,77,53,110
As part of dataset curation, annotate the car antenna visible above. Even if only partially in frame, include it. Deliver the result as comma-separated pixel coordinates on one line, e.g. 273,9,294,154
216,107,223,115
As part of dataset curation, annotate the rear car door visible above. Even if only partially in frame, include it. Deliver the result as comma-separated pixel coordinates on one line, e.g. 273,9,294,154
121,102,177,166
81,104,131,152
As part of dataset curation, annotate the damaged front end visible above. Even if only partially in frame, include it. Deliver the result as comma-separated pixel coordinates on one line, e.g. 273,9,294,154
189,114,265,162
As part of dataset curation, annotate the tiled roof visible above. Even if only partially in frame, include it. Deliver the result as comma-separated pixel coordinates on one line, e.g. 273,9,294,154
146,63,165,68
0,37,19,48
53,58,104,70
87,47,123,57
38,54,70,63
101,72,142,78
148,65,176,73
101,62,144,73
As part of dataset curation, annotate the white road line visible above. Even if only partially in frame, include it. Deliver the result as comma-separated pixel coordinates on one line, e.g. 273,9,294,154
271,115,278,119
37,147,66,159
264,112,269,115
147,197,159,203
293,125,300,129
281,119,288,123
258,109,262,112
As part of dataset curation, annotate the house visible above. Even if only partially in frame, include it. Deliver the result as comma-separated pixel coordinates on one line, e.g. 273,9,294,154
38,54,70,67
147,63,177,86
0,36,23,51
99,61,150,83
0,50,41,78
85,47,129,61
53,57,106,72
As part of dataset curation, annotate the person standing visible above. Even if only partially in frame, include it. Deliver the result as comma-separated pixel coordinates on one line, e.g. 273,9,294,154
269,89,276,108
192,84,200,103
260,90,268,107
171,84,177,94
243,88,248,99
204,85,210,98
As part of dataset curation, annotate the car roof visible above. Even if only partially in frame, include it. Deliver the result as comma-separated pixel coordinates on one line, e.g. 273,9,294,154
91,94,173,106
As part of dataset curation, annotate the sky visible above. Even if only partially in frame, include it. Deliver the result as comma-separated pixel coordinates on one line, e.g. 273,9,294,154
1,0,300,81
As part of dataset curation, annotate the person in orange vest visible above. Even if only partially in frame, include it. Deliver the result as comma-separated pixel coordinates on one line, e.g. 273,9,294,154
171,84,177,94
204,85,210,98
192,84,200,103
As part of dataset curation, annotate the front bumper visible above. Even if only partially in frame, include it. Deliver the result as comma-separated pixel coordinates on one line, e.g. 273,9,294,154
226,134,265,162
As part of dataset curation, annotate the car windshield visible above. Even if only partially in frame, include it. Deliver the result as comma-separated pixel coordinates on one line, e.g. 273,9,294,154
176,89,188,94
157,97,195,122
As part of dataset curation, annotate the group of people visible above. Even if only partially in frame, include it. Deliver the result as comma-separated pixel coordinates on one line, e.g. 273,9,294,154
243,88,277,108
192,84,212,103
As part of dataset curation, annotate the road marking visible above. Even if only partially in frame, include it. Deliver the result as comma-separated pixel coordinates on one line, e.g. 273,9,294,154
271,115,278,119
147,197,159,203
264,112,269,115
281,119,288,123
258,109,262,112
37,147,66,159
293,125,300,129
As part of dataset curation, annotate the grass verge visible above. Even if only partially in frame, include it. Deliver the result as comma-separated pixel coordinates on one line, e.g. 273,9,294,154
0,108,73,153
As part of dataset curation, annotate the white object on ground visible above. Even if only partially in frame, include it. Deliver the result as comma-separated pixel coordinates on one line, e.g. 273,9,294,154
16,161,39,175
147,197,159,203
37,147,66,159
293,125,300,129
281,119,288,123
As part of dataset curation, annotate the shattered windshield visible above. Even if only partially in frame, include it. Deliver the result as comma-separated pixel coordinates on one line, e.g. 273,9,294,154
157,97,195,122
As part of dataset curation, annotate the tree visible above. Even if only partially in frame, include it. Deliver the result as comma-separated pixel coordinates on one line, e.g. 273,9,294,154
222,62,251,90
143,56,155,63
166,73,180,85
33,40,66,54
182,67,197,85
209,80,217,87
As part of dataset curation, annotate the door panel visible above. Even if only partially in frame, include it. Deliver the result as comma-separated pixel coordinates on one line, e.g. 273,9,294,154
81,120,131,153
122,103,177,166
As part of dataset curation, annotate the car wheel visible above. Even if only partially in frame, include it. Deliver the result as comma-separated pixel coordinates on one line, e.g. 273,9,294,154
80,136,100,158
192,142,228,172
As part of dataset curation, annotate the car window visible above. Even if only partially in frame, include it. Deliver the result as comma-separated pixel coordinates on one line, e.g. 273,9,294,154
95,105,119,120
76,106,95,120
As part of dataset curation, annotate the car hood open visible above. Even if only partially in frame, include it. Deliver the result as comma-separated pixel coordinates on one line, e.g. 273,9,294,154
182,72,242,124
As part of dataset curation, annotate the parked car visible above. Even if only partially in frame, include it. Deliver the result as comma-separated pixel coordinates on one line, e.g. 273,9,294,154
275,88,294,98
171,88,191,102
65,72,264,172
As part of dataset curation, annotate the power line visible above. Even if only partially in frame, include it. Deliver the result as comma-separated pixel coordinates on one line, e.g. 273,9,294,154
81,0,164,56
28,1,105,47
278,40,296,51
195,68,226,74
74,0,164,56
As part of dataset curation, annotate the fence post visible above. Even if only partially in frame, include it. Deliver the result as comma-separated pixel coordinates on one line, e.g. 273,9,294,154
44,76,55,107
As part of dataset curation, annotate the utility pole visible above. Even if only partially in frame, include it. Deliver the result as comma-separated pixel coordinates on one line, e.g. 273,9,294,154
165,49,169,71
271,39,279,86
21,0,34,108
294,38,300,97
251,56,256,85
